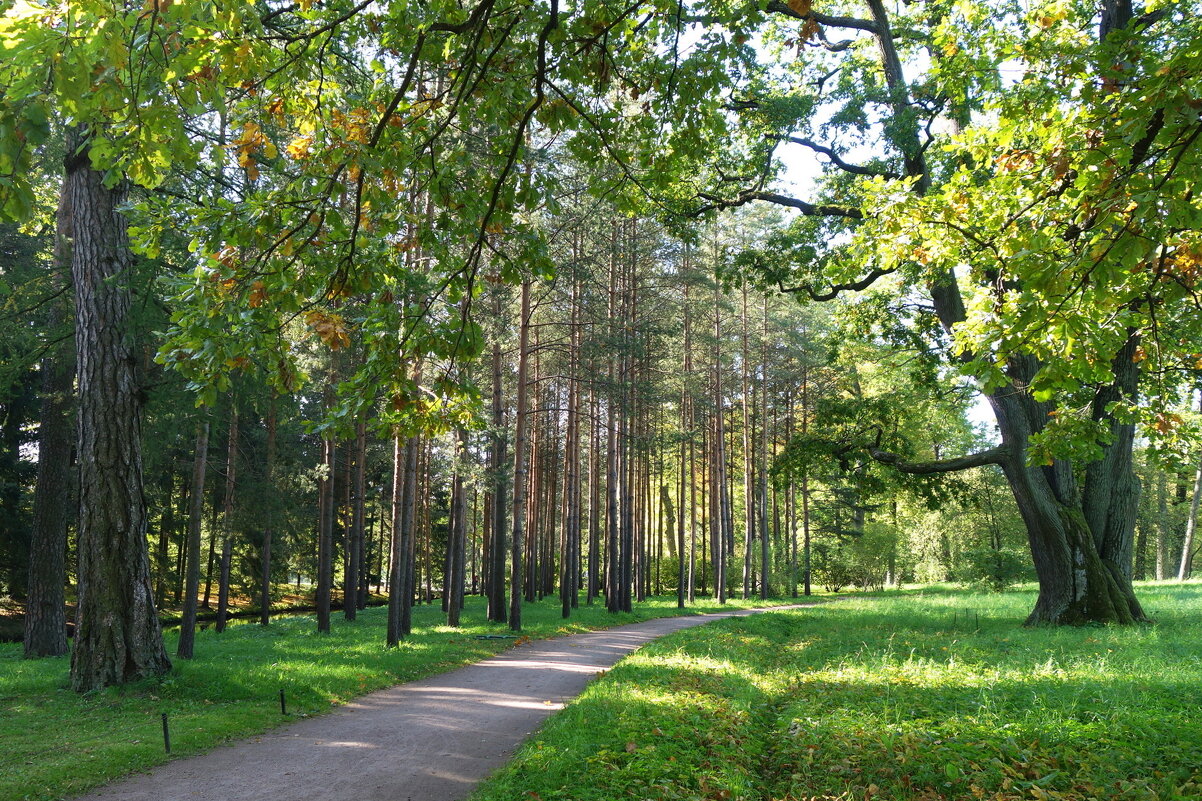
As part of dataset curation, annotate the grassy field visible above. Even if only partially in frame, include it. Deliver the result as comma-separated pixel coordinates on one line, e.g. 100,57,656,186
470,582,1202,801
0,593,794,801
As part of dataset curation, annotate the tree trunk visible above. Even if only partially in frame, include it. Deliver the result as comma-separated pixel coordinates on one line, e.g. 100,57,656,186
24,183,75,659
346,421,366,620
68,133,171,691
1177,450,1202,582
448,428,469,626
509,280,532,630
177,419,209,659
260,398,276,625
316,436,334,633
487,310,508,623
215,403,237,633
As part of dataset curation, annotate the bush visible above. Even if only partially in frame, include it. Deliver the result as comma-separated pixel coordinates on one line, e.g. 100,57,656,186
956,546,1031,592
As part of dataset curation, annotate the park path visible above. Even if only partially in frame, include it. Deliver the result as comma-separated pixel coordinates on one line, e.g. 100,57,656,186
73,604,812,801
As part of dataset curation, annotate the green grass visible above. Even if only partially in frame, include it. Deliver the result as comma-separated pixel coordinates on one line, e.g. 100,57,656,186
0,593,795,801
469,582,1202,801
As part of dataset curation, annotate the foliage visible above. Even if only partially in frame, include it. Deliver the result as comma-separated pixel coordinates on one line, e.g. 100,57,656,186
471,584,1202,801
955,547,1033,593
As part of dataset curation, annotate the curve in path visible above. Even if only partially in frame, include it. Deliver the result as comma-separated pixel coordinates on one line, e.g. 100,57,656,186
74,604,814,801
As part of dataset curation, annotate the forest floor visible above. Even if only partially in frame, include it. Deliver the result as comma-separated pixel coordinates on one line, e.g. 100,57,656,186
0,593,803,801
471,581,1202,801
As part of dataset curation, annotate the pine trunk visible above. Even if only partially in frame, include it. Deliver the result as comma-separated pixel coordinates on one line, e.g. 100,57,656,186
68,134,170,691
24,183,74,659
177,419,209,659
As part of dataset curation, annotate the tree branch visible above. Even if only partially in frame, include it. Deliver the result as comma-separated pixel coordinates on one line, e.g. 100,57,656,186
763,0,878,33
694,189,863,219
778,267,896,301
869,445,1008,474
779,135,901,179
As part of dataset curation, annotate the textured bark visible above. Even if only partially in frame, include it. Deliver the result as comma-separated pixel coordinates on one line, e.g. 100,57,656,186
68,134,171,690
487,314,508,622
215,403,237,633
24,182,75,659
509,281,532,631
386,432,406,646
399,434,418,634
316,437,334,633
177,420,209,659
740,284,754,599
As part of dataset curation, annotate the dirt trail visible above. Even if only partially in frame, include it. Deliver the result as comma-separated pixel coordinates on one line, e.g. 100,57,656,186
74,604,811,801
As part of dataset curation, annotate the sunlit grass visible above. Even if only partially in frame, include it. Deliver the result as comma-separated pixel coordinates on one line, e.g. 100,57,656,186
470,582,1202,801
0,593,793,801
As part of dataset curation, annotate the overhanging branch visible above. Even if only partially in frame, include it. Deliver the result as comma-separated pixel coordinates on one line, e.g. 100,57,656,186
694,189,863,219
869,445,1008,474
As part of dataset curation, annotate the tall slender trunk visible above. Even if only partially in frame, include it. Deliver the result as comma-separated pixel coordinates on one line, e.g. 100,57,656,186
448,428,469,626
24,183,75,658
488,317,508,622
177,419,209,659
509,281,532,630
712,281,727,604
387,431,406,646
400,434,419,633
740,283,754,599
759,297,771,599
316,436,335,633
68,131,170,690
215,402,238,633
346,421,366,619
1178,443,1202,581
260,398,276,625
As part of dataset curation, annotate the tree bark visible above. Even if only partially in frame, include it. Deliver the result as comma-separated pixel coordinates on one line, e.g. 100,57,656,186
68,132,170,690
346,421,366,620
24,183,74,659
316,436,334,633
177,419,209,659
509,280,532,630
487,308,508,622
215,402,237,633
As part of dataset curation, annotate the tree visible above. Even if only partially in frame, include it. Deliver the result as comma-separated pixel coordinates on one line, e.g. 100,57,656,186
22,189,72,658
67,134,171,689
683,0,1202,623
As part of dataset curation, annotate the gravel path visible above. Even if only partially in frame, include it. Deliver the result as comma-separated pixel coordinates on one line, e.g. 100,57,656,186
73,604,811,801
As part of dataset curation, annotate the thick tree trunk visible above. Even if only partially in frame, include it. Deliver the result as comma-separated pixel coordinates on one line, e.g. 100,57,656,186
979,359,1145,625
68,135,170,691
24,184,75,659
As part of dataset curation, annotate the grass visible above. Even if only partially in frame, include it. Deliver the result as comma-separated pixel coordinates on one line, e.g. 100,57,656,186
469,581,1202,801
0,593,795,801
